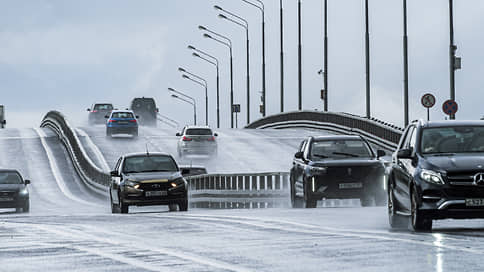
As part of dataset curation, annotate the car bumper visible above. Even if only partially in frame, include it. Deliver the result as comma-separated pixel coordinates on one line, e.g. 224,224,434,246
121,189,187,207
108,127,138,134
0,196,28,208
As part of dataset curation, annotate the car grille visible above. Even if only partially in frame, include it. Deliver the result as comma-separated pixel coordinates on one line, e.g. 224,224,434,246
446,171,484,186
139,182,171,191
0,191,16,198
324,166,373,181
444,188,484,198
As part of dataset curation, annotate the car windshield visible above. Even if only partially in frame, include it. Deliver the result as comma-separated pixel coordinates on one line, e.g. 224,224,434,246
94,104,113,110
310,140,372,160
421,126,484,154
111,112,134,119
186,128,213,135
123,155,178,173
0,172,22,184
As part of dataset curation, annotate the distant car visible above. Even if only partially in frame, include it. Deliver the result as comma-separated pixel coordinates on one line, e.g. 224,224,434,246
130,97,158,127
87,103,114,124
105,110,139,137
176,126,218,157
290,135,386,208
179,165,208,177
0,169,30,213
388,120,484,231
109,152,189,213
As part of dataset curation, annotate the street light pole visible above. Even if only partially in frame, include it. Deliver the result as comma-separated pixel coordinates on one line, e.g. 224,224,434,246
216,6,251,125
188,45,220,128
178,68,208,126
449,0,456,120
241,0,266,117
280,0,284,112
365,0,371,118
403,0,409,126
298,0,302,111
323,0,328,112
200,26,235,128
168,87,197,125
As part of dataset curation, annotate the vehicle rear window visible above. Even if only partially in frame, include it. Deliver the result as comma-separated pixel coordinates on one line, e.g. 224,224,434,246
310,140,372,159
186,129,213,135
94,104,113,110
132,99,155,109
421,126,484,154
123,155,178,173
111,112,134,119
0,172,22,184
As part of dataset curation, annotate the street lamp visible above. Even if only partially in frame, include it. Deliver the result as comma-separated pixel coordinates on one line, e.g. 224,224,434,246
215,5,251,125
365,0,371,118
178,67,208,126
241,0,266,117
279,0,284,112
199,25,235,129
188,45,220,128
298,0,302,110
168,87,197,125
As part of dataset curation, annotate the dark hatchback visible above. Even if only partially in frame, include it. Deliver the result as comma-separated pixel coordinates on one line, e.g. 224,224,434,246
105,110,139,137
0,169,30,213
87,103,113,125
290,135,386,208
109,152,188,213
388,120,484,231
130,97,158,127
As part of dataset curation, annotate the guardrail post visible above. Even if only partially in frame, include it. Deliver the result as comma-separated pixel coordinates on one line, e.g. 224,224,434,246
275,174,281,190
260,175,266,190
267,175,273,190
282,173,289,190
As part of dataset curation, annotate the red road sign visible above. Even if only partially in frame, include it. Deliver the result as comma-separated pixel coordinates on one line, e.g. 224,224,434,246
442,100,458,115
421,93,436,108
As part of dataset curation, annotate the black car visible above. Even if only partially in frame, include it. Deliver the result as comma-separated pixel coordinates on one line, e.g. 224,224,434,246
0,169,30,213
130,97,158,127
109,152,188,213
87,103,114,124
388,120,484,231
290,135,386,208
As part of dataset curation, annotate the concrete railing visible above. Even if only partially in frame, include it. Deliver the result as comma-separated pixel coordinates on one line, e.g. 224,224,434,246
186,172,290,208
246,111,404,150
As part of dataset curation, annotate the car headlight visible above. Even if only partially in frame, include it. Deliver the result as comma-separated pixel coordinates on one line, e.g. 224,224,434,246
19,188,28,195
307,166,327,176
125,180,140,189
420,169,444,185
170,178,186,189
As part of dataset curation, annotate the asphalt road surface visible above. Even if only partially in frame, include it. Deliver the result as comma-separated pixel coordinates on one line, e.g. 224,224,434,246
1,126,484,271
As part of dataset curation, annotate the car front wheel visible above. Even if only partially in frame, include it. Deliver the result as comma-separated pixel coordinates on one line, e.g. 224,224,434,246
290,176,304,208
22,200,30,213
178,199,188,211
388,180,406,228
411,187,432,231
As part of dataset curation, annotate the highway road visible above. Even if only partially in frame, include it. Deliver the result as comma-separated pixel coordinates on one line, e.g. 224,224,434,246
1,125,484,271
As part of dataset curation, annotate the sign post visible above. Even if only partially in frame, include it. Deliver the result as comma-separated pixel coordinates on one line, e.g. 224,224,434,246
232,104,241,129
442,99,458,118
0,105,5,129
421,93,436,121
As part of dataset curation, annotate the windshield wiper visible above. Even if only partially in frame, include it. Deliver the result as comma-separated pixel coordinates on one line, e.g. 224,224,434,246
429,152,456,156
124,171,140,174
312,154,329,158
332,152,359,158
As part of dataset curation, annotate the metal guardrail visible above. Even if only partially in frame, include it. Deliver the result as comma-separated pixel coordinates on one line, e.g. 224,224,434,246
186,172,290,208
246,111,404,150
40,111,110,190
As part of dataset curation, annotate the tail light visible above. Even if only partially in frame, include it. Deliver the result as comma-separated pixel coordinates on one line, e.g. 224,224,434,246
108,119,117,123
207,136,215,141
129,119,137,123
92,110,98,113
182,136,192,141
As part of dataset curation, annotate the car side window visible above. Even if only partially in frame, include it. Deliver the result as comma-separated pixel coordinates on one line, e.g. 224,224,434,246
402,126,415,149
114,157,122,173
298,140,307,152
408,126,418,151
398,126,412,150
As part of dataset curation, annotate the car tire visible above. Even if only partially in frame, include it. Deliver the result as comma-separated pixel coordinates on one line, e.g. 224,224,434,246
290,176,304,208
106,128,112,137
178,199,188,211
303,179,317,208
110,194,118,214
388,181,407,228
22,200,30,213
118,193,128,214
168,203,178,212
411,186,432,231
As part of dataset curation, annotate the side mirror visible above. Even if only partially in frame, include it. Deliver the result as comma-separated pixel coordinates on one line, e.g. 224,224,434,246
24,179,31,185
105,115,109,118
1,120,5,125
377,150,386,159
214,133,218,137
136,115,139,119
87,108,91,112
294,151,304,159
110,170,119,177
397,148,413,159
156,108,159,112
181,169,190,175
176,133,181,136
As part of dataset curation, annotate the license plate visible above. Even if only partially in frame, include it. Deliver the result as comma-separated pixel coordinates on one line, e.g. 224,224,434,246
339,182,363,189
0,197,13,202
146,191,167,197
465,198,484,207
119,121,128,124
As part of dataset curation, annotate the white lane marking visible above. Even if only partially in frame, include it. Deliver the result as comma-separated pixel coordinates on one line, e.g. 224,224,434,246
34,128,100,207
151,213,484,255
75,128,110,171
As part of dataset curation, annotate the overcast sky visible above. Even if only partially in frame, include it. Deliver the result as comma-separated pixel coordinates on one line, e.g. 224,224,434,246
1,0,483,128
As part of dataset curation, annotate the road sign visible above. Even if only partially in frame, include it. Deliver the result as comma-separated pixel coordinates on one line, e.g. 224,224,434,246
232,104,240,113
442,100,458,116
421,93,436,108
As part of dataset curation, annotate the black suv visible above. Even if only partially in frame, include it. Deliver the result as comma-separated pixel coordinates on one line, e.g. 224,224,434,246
388,120,484,231
109,152,189,213
290,135,386,208
87,103,113,124
130,97,158,127
0,169,30,213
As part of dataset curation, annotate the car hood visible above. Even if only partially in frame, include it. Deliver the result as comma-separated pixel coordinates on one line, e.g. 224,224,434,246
124,172,182,182
309,158,382,168
422,154,484,172
0,184,24,192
